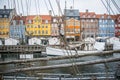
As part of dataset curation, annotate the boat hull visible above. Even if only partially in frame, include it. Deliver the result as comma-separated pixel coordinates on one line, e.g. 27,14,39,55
46,47,100,56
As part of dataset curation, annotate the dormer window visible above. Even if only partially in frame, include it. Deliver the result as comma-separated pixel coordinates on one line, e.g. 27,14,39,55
101,15,104,18
88,15,90,18
83,15,85,18
53,19,57,22
28,20,31,23
108,15,111,19
45,20,48,23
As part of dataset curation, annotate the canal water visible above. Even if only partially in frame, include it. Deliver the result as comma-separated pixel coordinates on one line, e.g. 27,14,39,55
0,52,120,79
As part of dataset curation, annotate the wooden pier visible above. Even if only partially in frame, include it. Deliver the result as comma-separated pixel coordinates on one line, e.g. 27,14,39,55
0,45,46,53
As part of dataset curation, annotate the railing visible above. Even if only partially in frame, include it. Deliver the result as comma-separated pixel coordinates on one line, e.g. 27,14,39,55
2,72,115,80
0,45,46,52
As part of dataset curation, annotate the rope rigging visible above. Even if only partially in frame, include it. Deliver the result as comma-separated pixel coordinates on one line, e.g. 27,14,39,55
48,0,55,16
111,0,120,13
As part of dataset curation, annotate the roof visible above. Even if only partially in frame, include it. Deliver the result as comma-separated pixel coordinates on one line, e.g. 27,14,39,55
26,15,51,20
0,9,13,18
25,15,52,24
80,12,96,18
13,15,26,20
65,9,80,17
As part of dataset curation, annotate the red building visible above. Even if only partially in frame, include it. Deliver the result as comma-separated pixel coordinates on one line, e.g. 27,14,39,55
114,14,120,37
80,10,99,40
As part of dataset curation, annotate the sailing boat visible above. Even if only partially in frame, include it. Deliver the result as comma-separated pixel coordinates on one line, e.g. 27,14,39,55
46,9,106,56
46,0,120,56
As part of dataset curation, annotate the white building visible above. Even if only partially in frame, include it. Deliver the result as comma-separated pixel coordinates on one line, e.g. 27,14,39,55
28,37,41,45
5,38,19,45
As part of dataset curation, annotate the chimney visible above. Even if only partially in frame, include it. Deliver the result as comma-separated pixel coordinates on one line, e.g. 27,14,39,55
4,5,6,9
20,13,22,17
49,10,52,15
86,9,88,13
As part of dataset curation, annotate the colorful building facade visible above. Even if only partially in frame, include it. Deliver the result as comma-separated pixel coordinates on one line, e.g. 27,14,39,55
51,16,64,37
10,16,26,44
98,14,115,38
64,9,81,41
25,15,51,37
80,10,99,40
114,14,120,37
0,6,16,39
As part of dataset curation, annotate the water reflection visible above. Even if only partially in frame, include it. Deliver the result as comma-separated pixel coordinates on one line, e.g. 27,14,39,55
0,53,120,79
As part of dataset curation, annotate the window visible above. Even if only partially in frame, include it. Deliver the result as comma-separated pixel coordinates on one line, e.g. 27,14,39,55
38,25,40,28
20,20,23,24
38,30,40,34
42,30,44,34
4,15,7,18
27,25,29,28
46,31,48,34
35,31,37,34
13,20,16,25
31,25,33,28
0,15,2,18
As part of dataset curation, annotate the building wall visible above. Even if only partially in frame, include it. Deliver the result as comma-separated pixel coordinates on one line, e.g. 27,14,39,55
0,6,16,39
10,20,25,41
51,16,64,37
65,9,81,41
80,11,99,40
0,18,9,38
98,15,115,38
26,15,51,37
115,15,120,37
66,18,80,37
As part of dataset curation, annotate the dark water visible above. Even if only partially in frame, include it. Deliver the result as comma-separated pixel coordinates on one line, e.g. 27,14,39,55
0,53,120,79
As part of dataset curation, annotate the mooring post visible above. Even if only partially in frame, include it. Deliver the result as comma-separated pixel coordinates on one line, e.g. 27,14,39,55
115,64,120,80
0,74,3,80
59,75,62,80
91,75,97,80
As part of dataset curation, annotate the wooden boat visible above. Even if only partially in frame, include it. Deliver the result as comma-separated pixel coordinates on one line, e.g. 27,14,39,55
46,41,105,56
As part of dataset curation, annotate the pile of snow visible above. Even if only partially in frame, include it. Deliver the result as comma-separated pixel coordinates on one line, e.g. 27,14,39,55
84,37,95,43
5,38,19,45
107,37,120,44
113,41,120,50
28,37,41,45
48,37,60,45
94,42,105,51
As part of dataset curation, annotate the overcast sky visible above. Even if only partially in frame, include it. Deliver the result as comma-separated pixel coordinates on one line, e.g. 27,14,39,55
0,0,119,16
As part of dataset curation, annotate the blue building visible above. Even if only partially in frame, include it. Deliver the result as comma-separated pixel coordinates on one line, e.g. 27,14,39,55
10,16,26,44
98,14,115,38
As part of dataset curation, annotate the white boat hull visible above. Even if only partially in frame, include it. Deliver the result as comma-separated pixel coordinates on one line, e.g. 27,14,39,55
46,47,100,56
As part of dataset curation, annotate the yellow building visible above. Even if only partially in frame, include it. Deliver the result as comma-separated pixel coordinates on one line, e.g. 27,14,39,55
0,5,16,39
0,18,9,38
25,15,51,37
